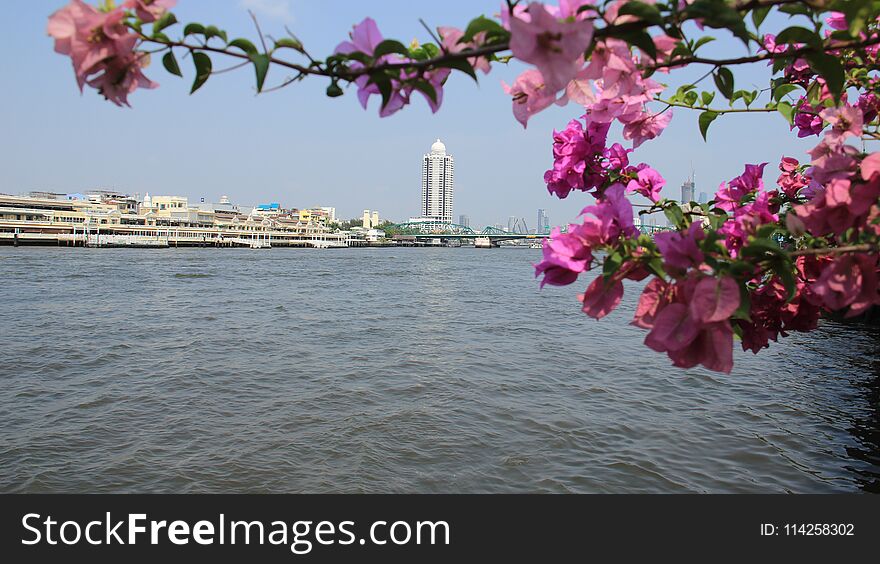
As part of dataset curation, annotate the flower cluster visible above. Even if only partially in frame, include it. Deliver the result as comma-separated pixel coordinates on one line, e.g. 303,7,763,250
47,0,175,106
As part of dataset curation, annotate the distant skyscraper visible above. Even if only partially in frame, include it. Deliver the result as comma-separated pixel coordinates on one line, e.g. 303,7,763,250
537,209,550,234
458,214,470,228
681,174,696,203
507,215,517,233
698,191,708,204
421,139,455,224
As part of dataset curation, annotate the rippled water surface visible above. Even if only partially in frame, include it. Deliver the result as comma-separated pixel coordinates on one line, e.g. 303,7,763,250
1,247,878,493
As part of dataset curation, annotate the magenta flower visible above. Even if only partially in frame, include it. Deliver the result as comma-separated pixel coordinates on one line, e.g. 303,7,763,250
861,151,880,181
654,222,705,272
509,2,594,93
810,254,880,317
626,164,665,202
580,275,624,319
124,0,176,23
502,69,560,127
632,278,672,329
437,27,492,74
795,174,880,236
820,105,864,145
534,226,594,287
87,51,158,107
580,183,638,241
644,303,701,352
714,163,767,211
621,109,672,148
689,276,741,324
644,280,735,374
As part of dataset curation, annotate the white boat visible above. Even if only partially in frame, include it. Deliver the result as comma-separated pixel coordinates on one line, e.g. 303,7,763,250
474,237,493,248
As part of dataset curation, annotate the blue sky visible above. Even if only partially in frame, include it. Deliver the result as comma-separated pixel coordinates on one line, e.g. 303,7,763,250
1,1,816,228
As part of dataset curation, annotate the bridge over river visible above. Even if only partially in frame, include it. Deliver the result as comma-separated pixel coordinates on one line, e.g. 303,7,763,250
387,221,669,244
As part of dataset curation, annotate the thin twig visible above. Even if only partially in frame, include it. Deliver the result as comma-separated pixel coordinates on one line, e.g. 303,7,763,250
248,10,269,53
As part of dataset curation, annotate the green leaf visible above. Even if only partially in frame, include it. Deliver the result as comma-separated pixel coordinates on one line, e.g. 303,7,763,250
778,4,811,17
806,51,845,99
617,1,663,25
274,37,303,51
742,90,758,107
250,54,271,92
462,15,507,43
684,90,699,107
751,6,771,29
774,26,820,48
699,110,719,141
741,238,785,259
372,39,410,59
367,72,394,110
772,83,800,101
183,23,205,36
603,251,624,278
411,79,437,105
685,0,750,44
701,91,715,106
777,101,794,124
435,57,478,81
617,29,657,60
775,259,798,302
713,67,734,99
162,51,182,77
228,38,258,56
664,204,685,226
152,12,177,34
205,25,227,43
692,36,716,51
190,52,212,94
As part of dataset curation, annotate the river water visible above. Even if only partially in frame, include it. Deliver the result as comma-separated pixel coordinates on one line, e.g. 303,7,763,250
0,247,877,493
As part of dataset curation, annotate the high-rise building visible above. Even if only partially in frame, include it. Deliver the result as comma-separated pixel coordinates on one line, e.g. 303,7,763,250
537,209,550,234
362,209,381,229
421,139,455,225
698,192,708,204
681,174,696,203
507,216,517,233
458,214,470,228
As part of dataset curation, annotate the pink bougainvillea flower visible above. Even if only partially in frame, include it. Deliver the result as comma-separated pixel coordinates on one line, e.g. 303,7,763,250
335,18,434,117
810,254,880,316
509,2,594,93
580,182,639,241
502,69,560,127
534,225,594,287
437,26,492,74
714,163,767,211
860,151,880,181
654,221,705,272
621,109,672,148
580,275,624,319
777,157,809,198
689,275,741,323
87,51,158,107
644,303,701,352
820,105,864,145
124,0,177,23
632,278,671,329
626,163,665,202
48,1,147,100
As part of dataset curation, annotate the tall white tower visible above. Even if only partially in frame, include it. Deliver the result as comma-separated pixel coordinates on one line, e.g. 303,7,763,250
421,139,455,224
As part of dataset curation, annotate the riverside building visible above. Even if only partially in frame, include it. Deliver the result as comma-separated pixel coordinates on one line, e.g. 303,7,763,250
0,193,348,248
421,139,455,226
